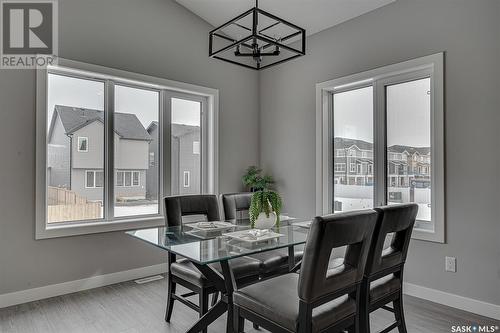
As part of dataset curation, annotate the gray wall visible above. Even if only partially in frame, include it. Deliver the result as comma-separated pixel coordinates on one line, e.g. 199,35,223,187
0,0,258,294
260,0,500,305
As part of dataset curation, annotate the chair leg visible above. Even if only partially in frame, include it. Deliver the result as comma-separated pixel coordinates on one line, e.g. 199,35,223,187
393,296,408,333
199,289,209,333
358,281,370,333
233,306,245,333
211,291,219,307
165,275,176,322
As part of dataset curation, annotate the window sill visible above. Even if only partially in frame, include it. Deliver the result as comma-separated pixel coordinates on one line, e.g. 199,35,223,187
35,216,165,240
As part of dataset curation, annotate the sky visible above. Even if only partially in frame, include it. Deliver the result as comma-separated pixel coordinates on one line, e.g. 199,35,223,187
333,78,431,147
47,73,201,130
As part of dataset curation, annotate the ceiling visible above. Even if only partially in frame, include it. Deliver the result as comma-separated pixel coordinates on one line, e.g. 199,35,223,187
175,0,396,37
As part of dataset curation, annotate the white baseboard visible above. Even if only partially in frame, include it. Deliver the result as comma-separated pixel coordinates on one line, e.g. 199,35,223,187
1,266,498,322
403,282,500,321
0,263,167,309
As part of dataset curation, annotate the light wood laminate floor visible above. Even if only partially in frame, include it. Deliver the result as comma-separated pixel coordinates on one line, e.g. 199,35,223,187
0,276,498,333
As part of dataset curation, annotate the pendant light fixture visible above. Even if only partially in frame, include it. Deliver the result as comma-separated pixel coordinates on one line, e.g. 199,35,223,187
209,0,306,70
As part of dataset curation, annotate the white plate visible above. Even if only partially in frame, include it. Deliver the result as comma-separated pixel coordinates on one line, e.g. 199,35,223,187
224,229,284,243
188,221,235,231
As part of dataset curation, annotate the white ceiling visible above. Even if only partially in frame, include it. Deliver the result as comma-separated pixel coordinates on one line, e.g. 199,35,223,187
175,0,396,37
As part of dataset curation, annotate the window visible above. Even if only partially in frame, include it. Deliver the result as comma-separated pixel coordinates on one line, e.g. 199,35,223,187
317,53,444,242
114,85,159,217
171,97,202,195
183,171,190,188
85,171,103,188
86,171,94,188
37,58,219,239
78,137,88,152
193,141,200,155
334,163,345,172
116,171,124,186
133,171,140,186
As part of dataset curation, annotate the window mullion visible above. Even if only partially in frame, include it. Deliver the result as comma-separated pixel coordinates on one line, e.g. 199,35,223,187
374,80,387,207
160,90,172,206
104,80,115,221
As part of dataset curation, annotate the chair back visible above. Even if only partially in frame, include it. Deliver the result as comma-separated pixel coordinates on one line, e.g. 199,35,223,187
221,192,253,220
365,203,418,277
298,210,378,304
163,195,220,227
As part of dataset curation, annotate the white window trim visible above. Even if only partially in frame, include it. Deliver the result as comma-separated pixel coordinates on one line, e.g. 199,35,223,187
36,58,219,239
77,137,88,152
183,171,190,188
316,52,444,243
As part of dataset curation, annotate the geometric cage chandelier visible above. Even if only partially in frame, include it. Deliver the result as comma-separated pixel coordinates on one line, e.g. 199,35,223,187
209,0,306,70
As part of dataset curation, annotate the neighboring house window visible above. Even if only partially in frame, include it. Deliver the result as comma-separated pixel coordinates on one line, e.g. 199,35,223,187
334,163,345,172
78,137,88,152
183,171,190,188
317,53,444,242
124,172,132,187
86,171,94,188
116,171,140,187
133,171,140,186
193,141,200,155
37,59,218,239
85,171,103,188
116,171,124,186
350,163,356,173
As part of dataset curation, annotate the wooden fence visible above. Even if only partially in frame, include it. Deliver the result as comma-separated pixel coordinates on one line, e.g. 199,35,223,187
47,187,101,223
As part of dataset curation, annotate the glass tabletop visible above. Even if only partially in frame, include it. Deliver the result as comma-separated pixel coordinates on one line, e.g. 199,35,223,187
126,221,310,265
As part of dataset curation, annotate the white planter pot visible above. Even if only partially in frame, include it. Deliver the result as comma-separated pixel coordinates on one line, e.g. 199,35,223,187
254,212,277,229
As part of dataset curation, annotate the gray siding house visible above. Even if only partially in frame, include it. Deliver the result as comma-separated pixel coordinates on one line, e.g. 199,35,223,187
146,121,200,198
48,105,151,202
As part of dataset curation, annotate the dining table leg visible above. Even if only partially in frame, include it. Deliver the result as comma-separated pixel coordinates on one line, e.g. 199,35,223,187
187,259,237,333
288,245,295,271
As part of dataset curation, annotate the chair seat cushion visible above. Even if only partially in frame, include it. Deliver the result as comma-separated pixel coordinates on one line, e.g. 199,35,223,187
234,273,356,332
369,274,401,303
171,256,261,287
252,250,304,273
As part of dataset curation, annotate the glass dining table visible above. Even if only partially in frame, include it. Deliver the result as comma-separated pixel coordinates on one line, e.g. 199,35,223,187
126,220,310,333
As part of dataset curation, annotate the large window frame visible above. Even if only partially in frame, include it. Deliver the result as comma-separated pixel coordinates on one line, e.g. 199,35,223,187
36,58,219,239
316,53,444,242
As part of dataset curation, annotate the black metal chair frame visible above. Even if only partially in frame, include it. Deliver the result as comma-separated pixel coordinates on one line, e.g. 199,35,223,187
359,204,418,333
164,194,262,333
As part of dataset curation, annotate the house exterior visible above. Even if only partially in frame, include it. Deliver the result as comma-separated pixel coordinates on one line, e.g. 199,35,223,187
146,121,201,199
333,137,431,189
47,105,151,202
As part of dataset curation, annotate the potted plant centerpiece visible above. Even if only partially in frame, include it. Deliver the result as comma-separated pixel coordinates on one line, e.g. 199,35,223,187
242,166,283,229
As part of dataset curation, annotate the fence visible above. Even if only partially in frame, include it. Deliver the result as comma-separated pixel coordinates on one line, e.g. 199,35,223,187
47,187,101,223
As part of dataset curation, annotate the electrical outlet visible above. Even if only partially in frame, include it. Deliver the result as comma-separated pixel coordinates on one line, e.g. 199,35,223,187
445,256,456,272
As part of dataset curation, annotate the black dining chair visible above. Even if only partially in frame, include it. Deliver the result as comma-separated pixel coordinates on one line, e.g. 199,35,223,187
163,195,262,333
233,210,378,333
222,192,303,277
360,203,418,333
